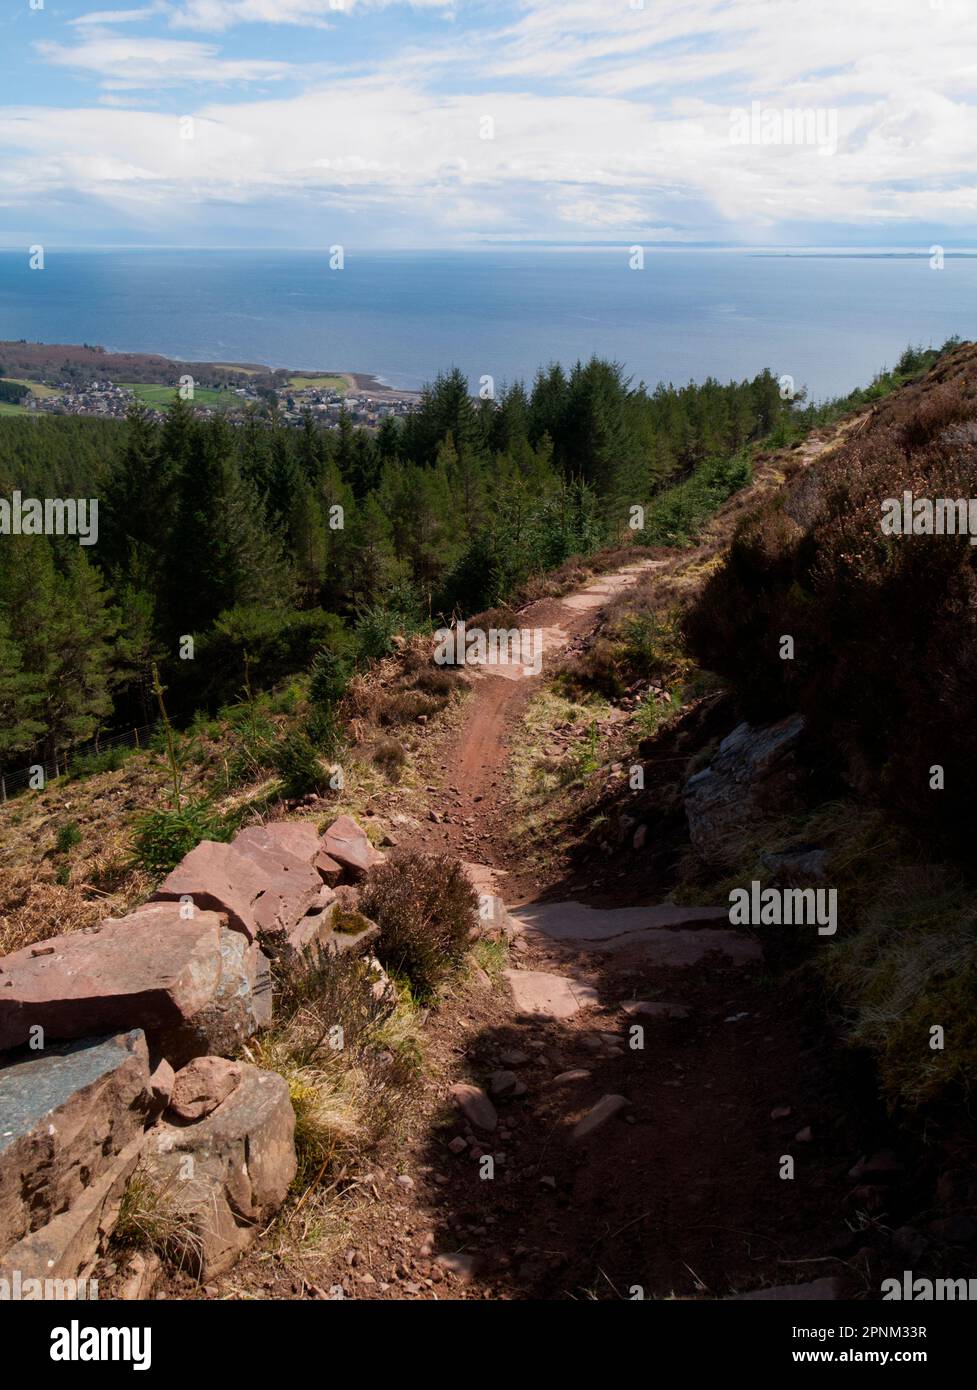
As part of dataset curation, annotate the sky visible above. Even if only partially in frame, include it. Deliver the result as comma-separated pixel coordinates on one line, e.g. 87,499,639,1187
0,0,975,248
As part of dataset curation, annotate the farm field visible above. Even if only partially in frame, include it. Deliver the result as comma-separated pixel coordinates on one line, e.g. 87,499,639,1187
287,373,347,393
121,382,240,410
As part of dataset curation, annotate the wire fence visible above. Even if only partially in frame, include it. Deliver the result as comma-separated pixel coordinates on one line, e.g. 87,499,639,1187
0,721,159,803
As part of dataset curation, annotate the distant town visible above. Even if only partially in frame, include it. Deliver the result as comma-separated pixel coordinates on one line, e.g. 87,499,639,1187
0,341,420,431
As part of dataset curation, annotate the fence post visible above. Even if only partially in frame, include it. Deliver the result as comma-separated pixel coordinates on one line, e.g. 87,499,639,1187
1,775,6,803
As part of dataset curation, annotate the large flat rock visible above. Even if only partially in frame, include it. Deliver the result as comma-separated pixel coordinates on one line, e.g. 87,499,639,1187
504,969,599,1019
0,906,270,1064
557,561,665,613
683,715,807,868
0,1030,150,1258
145,1062,296,1278
510,901,759,964
153,836,322,942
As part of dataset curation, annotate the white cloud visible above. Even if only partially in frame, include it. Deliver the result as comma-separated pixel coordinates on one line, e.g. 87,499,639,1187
36,35,293,89
169,0,453,29
72,6,167,25
9,0,977,240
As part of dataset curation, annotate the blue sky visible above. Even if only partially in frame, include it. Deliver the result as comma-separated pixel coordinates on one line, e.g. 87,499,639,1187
1,0,975,248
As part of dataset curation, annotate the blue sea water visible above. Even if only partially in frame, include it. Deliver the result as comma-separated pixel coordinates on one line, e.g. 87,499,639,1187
0,247,974,402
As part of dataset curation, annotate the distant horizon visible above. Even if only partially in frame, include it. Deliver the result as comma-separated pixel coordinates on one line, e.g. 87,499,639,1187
2,244,977,256
1,249,972,403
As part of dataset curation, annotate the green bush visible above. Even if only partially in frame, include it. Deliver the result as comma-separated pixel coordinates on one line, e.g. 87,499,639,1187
65,746,132,781
309,647,350,709
174,606,352,712
640,450,753,547
55,821,82,853
272,728,329,798
131,799,227,875
361,851,479,999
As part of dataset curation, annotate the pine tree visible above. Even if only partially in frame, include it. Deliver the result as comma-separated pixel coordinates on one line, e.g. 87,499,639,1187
0,611,42,759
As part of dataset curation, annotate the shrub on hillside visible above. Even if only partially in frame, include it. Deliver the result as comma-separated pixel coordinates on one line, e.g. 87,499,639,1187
272,727,330,799
55,821,82,854
683,361,977,849
131,798,226,875
309,647,350,710
373,737,407,780
361,851,479,998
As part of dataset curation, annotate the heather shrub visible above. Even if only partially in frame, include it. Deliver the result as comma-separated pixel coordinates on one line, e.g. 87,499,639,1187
684,360,977,849
373,737,407,779
361,851,479,998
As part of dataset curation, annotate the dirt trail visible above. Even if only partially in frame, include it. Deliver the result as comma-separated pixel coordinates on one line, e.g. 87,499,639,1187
389,546,864,1302
407,561,663,897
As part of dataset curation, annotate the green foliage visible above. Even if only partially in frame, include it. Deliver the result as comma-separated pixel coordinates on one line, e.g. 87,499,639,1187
309,647,350,709
272,727,330,798
0,346,865,776
55,821,82,853
354,600,423,664
0,379,29,405
65,745,133,781
639,450,753,547
181,607,350,714
130,798,227,875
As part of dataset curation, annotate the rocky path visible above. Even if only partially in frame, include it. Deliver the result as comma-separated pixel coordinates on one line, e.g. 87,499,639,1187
386,558,858,1301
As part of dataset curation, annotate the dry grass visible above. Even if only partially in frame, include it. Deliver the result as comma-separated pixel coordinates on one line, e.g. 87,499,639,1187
113,1167,206,1273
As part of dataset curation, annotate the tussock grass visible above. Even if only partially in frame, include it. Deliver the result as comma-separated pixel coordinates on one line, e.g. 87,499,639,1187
250,949,423,1193
114,1169,205,1273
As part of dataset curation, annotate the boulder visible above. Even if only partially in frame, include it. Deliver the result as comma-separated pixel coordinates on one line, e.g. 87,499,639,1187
1,1132,146,1284
504,969,599,1020
152,837,322,942
320,815,384,880
682,715,807,867
0,906,270,1065
261,896,379,976
144,1063,297,1278
0,1030,151,1274
760,844,828,886
118,1250,161,1301
234,822,344,888
168,1056,241,1122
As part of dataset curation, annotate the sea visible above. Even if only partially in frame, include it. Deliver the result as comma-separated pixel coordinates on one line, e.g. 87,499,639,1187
0,247,974,403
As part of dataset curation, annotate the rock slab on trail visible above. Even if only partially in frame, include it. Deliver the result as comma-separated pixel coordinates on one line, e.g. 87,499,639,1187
503,968,599,1019
510,902,760,964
